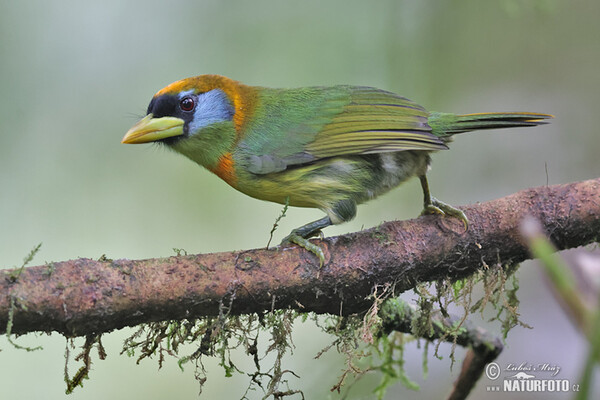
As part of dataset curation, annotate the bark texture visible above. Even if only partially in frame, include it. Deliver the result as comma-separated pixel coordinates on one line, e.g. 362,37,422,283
1,178,599,336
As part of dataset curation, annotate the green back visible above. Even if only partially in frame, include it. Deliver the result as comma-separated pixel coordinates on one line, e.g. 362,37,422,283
237,86,447,174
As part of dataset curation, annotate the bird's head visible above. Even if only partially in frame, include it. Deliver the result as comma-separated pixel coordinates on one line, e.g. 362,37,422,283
122,75,253,146
122,75,256,181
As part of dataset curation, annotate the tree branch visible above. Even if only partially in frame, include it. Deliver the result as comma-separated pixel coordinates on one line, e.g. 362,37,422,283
378,298,503,400
2,178,599,336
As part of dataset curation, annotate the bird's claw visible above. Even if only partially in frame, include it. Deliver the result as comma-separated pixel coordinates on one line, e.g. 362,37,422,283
421,197,469,231
281,233,325,268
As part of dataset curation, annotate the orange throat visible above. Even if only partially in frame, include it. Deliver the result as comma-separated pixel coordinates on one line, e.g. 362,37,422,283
210,152,237,187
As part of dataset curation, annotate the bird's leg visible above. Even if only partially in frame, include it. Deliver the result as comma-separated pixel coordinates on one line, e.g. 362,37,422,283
419,175,468,230
281,216,332,267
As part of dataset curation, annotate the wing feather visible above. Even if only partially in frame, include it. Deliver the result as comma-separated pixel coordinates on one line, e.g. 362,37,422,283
241,86,445,174
304,88,445,158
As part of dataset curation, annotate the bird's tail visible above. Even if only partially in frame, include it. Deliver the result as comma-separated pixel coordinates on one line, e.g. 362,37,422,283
429,111,553,138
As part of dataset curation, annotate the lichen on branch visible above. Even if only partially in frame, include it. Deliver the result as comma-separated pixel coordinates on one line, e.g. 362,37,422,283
1,178,599,399
1,178,598,337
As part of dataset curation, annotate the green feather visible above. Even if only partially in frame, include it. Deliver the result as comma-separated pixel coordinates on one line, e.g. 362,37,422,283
170,121,236,170
429,112,552,137
237,86,447,174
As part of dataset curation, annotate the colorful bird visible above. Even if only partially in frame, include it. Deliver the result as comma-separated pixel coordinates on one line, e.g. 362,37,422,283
122,75,551,265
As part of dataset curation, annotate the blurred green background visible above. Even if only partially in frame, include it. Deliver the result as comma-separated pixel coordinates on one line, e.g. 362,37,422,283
1,0,599,399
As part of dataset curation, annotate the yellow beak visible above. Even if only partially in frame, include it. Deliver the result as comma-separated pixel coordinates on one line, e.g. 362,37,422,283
121,114,184,144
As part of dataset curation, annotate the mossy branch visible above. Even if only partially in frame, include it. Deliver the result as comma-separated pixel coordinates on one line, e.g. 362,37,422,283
379,298,503,400
1,178,599,337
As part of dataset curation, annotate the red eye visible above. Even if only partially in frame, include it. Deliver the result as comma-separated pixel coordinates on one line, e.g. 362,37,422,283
179,96,195,111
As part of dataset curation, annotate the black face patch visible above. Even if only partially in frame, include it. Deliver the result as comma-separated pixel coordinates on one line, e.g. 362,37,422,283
147,94,197,140
147,94,178,118
146,89,235,145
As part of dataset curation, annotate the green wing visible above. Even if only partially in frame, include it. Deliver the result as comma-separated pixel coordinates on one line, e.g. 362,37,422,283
240,85,446,174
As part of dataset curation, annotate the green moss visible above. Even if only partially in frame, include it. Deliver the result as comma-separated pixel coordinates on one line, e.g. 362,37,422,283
97,254,112,262
64,334,106,394
119,296,300,398
4,244,44,352
43,262,56,277
172,248,188,256
266,196,289,248
56,249,526,398
8,242,42,282
370,224,396,246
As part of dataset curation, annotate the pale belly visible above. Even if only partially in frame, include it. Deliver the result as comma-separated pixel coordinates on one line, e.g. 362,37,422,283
235,151,431,221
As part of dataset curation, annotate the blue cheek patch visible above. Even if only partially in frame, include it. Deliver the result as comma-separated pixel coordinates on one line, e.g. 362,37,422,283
188,89,235,134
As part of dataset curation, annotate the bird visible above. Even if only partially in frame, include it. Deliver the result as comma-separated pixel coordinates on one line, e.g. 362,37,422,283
122,74,552,265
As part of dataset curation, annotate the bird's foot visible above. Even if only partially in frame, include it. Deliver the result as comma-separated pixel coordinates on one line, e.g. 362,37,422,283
421,197,469,231
281,232,325,268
